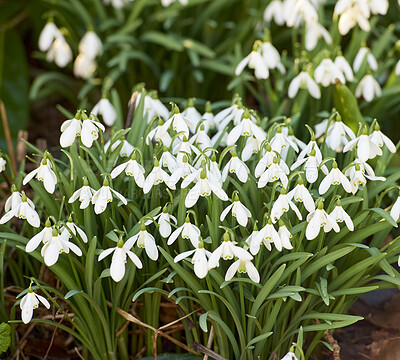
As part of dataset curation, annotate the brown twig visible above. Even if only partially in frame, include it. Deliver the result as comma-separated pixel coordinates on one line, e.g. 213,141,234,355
0,100,17,176
43,313,66,359
192,342,228,360
74,347,85,360
125,91,139,129
203,325,215,360
322,329,341,360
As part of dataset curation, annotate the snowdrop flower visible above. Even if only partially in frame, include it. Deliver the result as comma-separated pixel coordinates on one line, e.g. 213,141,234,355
91,178,127,214
136,93,170,122
314,58,345,87
98,236,142,282
235,41,269,79
245,224,259,250
335,0,371,35
225,252,260,283
305,21,332,51
161,105,194,139
306,201,340,240
0,191,40,227
334,55,354,82
250,219,280,254
264,0,285,25
345,158,385,182
289,71,321,99
38,22,61,52
46,35,73,68
127,224,158,261
168,216,200,247
172,136,200,164
369,123,397,153
41,228,82,266
258,157,289,189
355,75,381,102
242,136,263,161
222,150,250,183
68,177,95,209
213,99,250,130
81,116,105,148
182,168,228,208
73,53,96,79
368,0,388,14
152,206,177,238
103,0,133,8
209,155,223,184
146,118,173,148
202,102,216,131
319,161,352,194
280,351,299,360
288,177,315,213
330,200,354,231
182,98,202,132
390,195,400,222
396,60,400,76
343,127,382,162
104,138,134,157
271,189,302,223
170,155,196,184
143,158,176,194
270,126,299,155
284,0,318,27
160,147,178,173
161,0,188,6
291,147,328,184
60,112,82,147
226,110,266,146
74,31,102,79
220,193,252,227
110,153,145,187
91,98,117,126
325,116,356,152
26,219,53,253
4,185,34,212
278,220,294,250
189,124,212,152
255,143,287,178
297,135,322,164
262,41,285,73
60,216,88,243
0,157,5,172
353,47,378,73
208,232,252,269
174,238,211,279
23,156,57,194
19,287,50,324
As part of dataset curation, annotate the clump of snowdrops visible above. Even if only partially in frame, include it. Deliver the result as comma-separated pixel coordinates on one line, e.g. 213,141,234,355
1,87,400,360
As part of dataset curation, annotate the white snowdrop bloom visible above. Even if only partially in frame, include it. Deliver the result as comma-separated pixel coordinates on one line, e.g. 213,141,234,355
161,0,188,6
235,42,269,80
98,236,142,282
26,220,53,253
284,0,318,28
319,161,352,194
209,156,223,184
289,71,321,99
91,179,127,214
162,105,194,139
314,119,329,139
0,157,5,172
281,126,306,161
347,164,367,193
202,105,216,132
189,124,212,152
168,216,200,247
225,253,260,283
345,158,385,182
104,138,134,158
183,168,228,208
23,157,57,194
136,93,170,122
334,56,354,82
270,126,299,155
353,47,378,73
152,206,177,238
4,186,34,212
213,102,249,130
0,191,40,227
222,150,250,183
330,200,354,231
208,233,252,270
19,288,50,324
227,112,266,146
91,98,117,127
255,144,287,178
172,136,200,164
46,35,73,68
343,129,382,162
60,217,88,243
174,239,211,279
146,119,173,148
367,0,388,15
81,117,105,148
291,148,328,184
306,202,340,240
288,178,315,213
73,53,97,79
250,220,280,254
335,0,371,35
277,221,294,251
182,99,202,132
369,124,397,153
271,191,302,223
78,31,102,60
68,178,95,209
103,0,133,8
258,157,289,189
390,195,400,222
60,115,82,147
262,41,285,73
170,156,196,185
110,153,145,187
325,117,356,152
245,226,259,250
305,20,332,51
264,0,285,25
127,224,158,261
220,194,252,227
160,147,178,173
297,138,322,164
242,136,263,162
38,22,61,52
41,228,82,266
314,59,345,87
143,158,176,194
396,60,400,76
280,351,299,360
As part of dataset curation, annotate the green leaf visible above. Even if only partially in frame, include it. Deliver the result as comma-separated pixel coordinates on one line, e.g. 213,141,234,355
369,208,398,228
245,332,273,349
65,290,84,300
141,31,184,52
0,323,11,354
